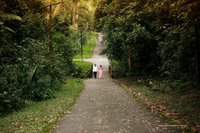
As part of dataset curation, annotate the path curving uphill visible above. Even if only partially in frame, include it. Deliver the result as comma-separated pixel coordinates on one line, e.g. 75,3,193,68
53,34,179,133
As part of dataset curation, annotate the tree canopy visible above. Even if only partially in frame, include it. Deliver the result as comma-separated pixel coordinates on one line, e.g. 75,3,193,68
94,0,200,85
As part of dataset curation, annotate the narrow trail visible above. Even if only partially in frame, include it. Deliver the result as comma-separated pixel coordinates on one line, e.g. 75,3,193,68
53,34,179,133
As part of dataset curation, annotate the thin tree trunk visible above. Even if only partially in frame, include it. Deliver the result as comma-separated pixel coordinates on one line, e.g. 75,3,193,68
48,4,53,55
46,1,64,55
195,24,200,83
72,0,78,28
128,49,132,70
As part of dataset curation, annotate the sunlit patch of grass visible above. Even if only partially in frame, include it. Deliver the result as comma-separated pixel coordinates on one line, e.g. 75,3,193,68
74,61,92,75
0,78,84,133
74,32,96,59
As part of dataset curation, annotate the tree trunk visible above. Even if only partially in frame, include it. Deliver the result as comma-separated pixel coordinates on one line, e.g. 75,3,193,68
128,49,132,70
72,0,78,28
48,5,53,55
195,24,200,83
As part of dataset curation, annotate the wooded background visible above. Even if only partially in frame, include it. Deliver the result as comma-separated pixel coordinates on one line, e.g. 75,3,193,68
95,0,200,85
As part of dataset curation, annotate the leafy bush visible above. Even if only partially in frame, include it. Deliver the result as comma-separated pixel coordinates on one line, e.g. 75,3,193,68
72,61,92,78
110,60,126,78
0,15,75,115
0,0,97,116
0,65,25,115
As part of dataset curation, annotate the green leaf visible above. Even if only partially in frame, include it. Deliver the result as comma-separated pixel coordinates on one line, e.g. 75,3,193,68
27,66,38,87
0,13,22,21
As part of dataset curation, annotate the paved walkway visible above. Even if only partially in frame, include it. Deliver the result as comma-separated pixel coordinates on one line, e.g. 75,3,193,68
53,34,179,133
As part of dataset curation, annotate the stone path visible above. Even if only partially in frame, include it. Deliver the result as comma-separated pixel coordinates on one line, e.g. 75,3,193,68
52,34,179,133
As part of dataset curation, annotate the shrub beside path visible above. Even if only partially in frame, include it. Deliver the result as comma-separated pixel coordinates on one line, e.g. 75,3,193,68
52,35,180,133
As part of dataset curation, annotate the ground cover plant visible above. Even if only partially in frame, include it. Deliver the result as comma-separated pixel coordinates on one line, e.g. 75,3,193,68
117,78,200,132
0,78,84,133
73,61,92,78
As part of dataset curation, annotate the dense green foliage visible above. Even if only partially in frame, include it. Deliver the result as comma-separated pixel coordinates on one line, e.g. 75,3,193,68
0,0,79,115
73,61,92,78
95,0,200,86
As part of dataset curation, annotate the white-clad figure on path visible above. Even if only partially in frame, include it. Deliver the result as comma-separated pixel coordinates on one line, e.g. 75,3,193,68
92,64,98,78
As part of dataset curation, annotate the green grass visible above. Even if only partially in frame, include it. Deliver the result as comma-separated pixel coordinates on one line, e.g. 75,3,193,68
74,32,97,59
74,61,92,75
128,83,162,101
0,78,84,133
119,79,200,131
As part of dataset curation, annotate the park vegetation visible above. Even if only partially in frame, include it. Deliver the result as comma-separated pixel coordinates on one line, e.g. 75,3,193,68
1,0,200,131
0,78,84,133
0,0,98,115
95,0,200,89
94,0,200,130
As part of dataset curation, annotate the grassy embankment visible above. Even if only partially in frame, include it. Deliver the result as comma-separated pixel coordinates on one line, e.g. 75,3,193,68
74,61,92,77
0,78,83,133
0,32,96,133
117,78,200,132
74,32,97,59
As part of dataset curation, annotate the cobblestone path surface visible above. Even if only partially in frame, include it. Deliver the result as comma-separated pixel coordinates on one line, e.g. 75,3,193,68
53,34,179,133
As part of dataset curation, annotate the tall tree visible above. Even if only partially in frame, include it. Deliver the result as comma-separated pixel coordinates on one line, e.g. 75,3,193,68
72,0,79,28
